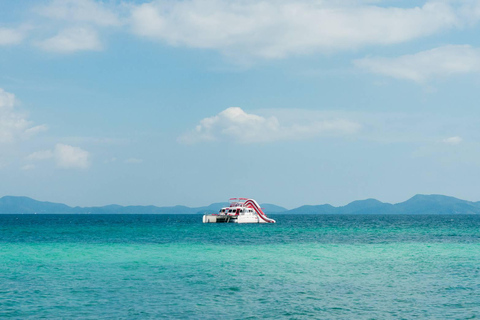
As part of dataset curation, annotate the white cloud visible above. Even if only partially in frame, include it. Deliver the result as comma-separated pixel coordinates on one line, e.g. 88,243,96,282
178,107,360,144
54,144,90,168
25,125,49,137
0,27,25,46
0,88,15,108
355,45,480,83
34,0,123,54
26,144,91,169
38,0,121,27
180,109,480,146
0,88,47,143
442,136,463,145
37,27,102,53
130,0,461,59
26,150,54,161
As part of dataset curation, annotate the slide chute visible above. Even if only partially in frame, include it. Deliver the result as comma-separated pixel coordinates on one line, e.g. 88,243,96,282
243,199,276,223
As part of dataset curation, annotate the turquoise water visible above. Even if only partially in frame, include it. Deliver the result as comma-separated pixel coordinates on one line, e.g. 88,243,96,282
1,214,480,319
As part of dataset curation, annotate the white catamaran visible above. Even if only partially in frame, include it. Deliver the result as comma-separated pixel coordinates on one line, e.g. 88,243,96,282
203,198,276,224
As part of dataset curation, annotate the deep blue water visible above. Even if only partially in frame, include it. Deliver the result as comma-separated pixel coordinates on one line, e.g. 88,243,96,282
1,214,480,318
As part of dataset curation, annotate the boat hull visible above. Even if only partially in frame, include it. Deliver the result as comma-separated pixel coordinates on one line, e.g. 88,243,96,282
202,214,269,223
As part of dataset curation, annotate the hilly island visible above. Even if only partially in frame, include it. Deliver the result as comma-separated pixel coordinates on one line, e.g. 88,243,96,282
1,194,480,215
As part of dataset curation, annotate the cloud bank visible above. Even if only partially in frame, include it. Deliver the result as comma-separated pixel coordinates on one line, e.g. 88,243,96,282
14,0,480,61
179,107,360,144
180,108,477,147
130,0,462,59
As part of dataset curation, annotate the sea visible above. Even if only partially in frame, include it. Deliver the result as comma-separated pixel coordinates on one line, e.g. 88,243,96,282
1,214,479,319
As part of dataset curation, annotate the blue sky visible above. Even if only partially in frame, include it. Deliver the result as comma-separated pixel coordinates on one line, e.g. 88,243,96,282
2,0,480,208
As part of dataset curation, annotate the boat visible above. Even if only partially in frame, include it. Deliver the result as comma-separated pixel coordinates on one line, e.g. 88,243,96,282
202,198,276,223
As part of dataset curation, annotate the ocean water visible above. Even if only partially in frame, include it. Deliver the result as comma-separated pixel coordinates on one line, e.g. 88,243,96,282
1,214,479,319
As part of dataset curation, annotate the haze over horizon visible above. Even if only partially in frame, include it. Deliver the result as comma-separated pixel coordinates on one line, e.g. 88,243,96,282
2,0,480,209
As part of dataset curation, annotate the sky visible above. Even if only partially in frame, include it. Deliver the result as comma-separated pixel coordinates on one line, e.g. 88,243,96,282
2,0,480,209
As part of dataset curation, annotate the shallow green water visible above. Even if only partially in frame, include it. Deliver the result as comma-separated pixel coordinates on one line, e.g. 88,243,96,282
1,214,479,319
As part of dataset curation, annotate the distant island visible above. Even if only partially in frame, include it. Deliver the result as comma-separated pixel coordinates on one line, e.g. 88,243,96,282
1,194,480,214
